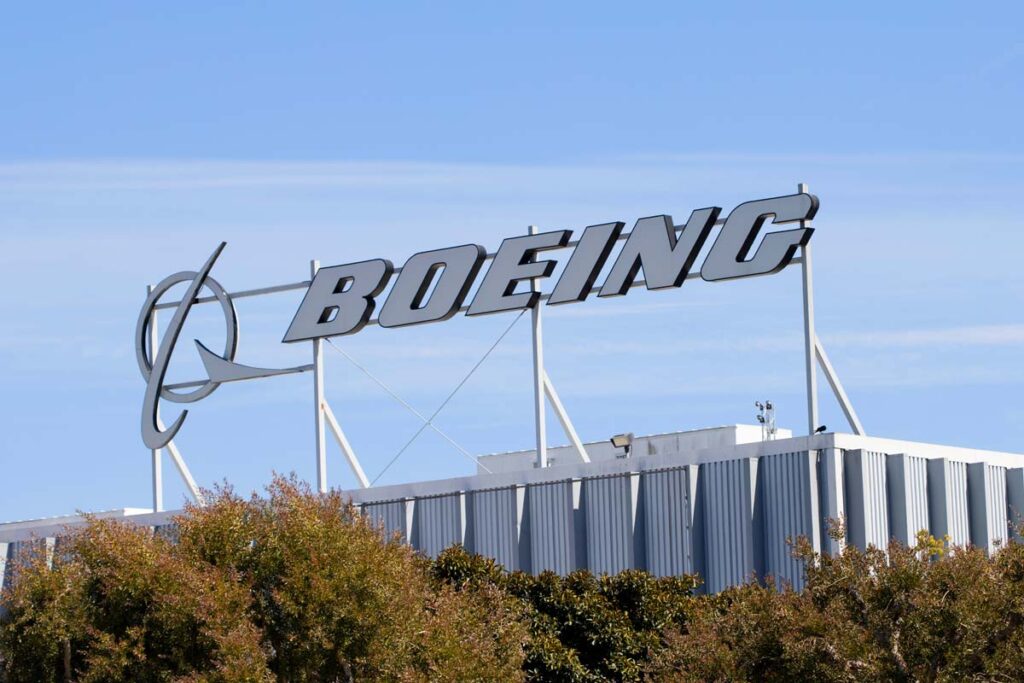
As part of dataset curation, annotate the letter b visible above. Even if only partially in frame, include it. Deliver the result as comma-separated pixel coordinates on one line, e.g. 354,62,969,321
283,259,393,342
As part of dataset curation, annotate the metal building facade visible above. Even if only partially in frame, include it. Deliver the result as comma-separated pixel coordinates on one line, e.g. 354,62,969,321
967,463,1008,554
1,432,1022,594
466,486,524,571
928,458,971,546
584,473,642,575
759,451,819,590
525,479,579,575
413,492,465,558
641,466,697,577
845,450,889,550
887,454,929,546
701,457,761,593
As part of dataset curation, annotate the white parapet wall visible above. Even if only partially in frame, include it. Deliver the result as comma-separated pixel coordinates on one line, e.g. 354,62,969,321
1,429,1022,593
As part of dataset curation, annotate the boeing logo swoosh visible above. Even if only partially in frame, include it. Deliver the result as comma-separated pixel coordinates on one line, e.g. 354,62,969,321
136,243,308,449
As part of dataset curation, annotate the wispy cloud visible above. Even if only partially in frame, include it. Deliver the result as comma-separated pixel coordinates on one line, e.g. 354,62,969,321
1,155,1022,194
826,324,1024,349
544,324,1024,358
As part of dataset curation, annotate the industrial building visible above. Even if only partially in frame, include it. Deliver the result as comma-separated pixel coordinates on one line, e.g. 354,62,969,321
2,425,1022,593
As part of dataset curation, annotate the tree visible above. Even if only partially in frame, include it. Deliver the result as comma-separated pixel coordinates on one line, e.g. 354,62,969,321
0,517,270,683
174,475,527,681
1,476,527,682
431,545,698,682
7,481,1024,682
650,529,1024,682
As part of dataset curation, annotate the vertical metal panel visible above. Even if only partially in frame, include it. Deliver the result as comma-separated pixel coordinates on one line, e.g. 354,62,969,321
0,543,8,596
760,451,818,590
928,458,970,547
468,486,523,571
1008,468,1024,543
887,454,929,546
414,493,465,558
817,448,845,555
845,450,889,550
584,473,640,575
363,499,412,543
642,467,695,577
526,480,578,575
701,458,761,594
968,462,1008,554
687,464,705,585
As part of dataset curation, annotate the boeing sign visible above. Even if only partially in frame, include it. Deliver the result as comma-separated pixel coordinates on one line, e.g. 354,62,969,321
284,192,817,339
137,192,817,452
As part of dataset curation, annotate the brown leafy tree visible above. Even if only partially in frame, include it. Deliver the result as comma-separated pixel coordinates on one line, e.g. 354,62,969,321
0,518,270,683
649,528,1024,682
0,476,527,682
174,476,527,681
6,479,1024,683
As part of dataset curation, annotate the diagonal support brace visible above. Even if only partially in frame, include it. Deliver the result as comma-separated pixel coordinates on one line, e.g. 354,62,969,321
155,416,206,506
322,400,371,488
543,372,590,463
815,336,865,436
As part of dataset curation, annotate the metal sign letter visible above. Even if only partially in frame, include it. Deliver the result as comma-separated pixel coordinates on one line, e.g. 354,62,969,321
467,230,571,316
701,193,817,282
379,244,486,328
284,259,394,342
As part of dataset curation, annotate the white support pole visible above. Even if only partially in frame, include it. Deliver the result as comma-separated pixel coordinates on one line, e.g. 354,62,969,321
311,260,328,493
529,225,548,469
799,182,820,435
543,372,590,463
147,285,164,513
815,336,866,436
322,401,370,488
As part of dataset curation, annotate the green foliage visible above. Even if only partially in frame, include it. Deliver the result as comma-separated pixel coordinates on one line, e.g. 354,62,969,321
432,545,699,682
0,476,526,682
0,518,269,683
5,487,1024,682
432,533,1024,682
650,532,1024,682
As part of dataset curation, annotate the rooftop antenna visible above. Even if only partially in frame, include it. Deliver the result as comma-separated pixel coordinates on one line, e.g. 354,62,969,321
755,400,777,441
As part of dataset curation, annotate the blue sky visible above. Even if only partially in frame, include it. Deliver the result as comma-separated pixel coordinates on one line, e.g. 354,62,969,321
1,2,1022,520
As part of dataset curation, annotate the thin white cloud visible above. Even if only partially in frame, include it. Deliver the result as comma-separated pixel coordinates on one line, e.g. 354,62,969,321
542,324,1024,359
621,151,1024,165
1,155,1023,194
826,324,1024,349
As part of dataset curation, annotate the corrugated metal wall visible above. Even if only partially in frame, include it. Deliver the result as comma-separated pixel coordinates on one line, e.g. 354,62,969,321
526,480,579,575
845,450,889,550
928,459,971,546
759,452,819,590
467,486,523,571
363,499,411,543
887,454,929,545
584,473,641,575
642,467,696,577
413,493,465,558
701,458,761,594
967,463,1008,554
817,448,845,555
1009,468,1024,543
3,448,1020,597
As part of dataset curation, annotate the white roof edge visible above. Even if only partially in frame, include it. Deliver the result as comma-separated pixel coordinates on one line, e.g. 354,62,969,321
477,424,775,460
